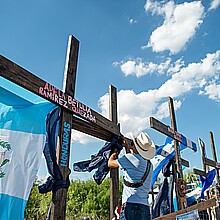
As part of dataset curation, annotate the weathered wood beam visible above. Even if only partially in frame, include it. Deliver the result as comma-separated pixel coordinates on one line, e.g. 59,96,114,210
72,116,117,141
153,198,217,220
181,158,189,168
210,131,220,184
0,54,119,136
168,97,186,210
193,168,207,177
109,85,119,220
150,116,182,142
204,157,220,169
50,35,79,219
150,116,196,151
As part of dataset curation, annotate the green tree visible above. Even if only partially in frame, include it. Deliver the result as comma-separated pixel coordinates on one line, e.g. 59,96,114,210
183,170,199,183
66,178,122,219
24,179,51,219
25,177,123,220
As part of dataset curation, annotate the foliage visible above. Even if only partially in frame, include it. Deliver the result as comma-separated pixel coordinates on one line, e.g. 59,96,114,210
24,178,52,220
25,177,123,220
183,170,200,184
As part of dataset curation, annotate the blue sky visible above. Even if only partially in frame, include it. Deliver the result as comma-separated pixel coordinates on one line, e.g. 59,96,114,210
0,0,220,180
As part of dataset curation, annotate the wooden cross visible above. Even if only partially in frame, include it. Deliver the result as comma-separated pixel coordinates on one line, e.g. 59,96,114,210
49,35,79,218
109,85,120,220
209,131,220,185
193,138,209,178
194,131,220,185
150,97,197,210
0,35,120,219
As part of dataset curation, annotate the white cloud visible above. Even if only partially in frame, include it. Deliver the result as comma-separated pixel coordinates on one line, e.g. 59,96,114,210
73,50,220,143
156,50,220,98
167,58,185,74
201,82,220,101
120,59,155,77
117,57,179,77
156,100,181,120
71,130,101,145
100,51,220,136
98,89,182,136
144,0,204,54
209,0,220,11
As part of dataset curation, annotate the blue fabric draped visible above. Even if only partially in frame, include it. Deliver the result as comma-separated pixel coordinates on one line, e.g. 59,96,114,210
73,136,123,185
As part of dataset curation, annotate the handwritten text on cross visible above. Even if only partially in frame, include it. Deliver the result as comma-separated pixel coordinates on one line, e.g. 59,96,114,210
39,82,96,123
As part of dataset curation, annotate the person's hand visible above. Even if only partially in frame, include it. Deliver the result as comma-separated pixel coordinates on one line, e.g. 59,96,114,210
108,152,119,168
111,152,117,159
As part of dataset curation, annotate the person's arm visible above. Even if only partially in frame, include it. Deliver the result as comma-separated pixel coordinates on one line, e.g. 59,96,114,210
108,153,119,168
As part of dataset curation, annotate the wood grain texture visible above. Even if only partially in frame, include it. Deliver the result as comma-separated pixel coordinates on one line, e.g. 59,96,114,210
109,85,119,220
153,198,217,220
0,54,119,136
193,168,207,177
50,35,79,219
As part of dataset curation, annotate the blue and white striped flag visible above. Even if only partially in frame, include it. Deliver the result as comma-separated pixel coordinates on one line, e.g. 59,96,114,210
0,78,56,220
150,137,187,188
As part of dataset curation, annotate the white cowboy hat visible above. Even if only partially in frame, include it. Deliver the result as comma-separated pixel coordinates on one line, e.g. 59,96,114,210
130,132,156,160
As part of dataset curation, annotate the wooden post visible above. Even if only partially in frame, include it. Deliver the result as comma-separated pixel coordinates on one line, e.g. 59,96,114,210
194,138,212,219
50,35,79,219
0,35,123,220
109,85,119,220
210,131,220,185
193,138,208,179
153,198,217,220
168,97,182,177
168,97,187,210
200,138,209,173
194,133,220,182
150,97,196,211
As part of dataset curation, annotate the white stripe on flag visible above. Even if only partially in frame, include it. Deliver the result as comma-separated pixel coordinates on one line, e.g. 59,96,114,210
0,129,46,200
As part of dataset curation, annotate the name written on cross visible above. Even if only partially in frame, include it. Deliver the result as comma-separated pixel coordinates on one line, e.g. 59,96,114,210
38,82,96,123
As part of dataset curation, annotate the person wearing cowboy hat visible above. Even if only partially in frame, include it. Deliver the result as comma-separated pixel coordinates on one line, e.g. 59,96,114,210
108,132,156,220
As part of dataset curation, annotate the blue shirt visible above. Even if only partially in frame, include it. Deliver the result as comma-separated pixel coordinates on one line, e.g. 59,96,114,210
118,153,152,206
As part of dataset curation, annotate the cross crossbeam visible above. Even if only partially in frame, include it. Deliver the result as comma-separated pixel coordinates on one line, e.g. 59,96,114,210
150,117,197,152
0,54,119,139
149,97,197,211
0,35,121,219
194,132,219,186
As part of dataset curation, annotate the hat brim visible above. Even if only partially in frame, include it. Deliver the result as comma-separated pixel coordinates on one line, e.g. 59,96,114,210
130,132,156,160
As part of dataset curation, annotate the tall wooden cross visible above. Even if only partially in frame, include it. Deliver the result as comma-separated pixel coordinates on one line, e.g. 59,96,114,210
109,85,120,220
0,35,120,219
194,131,220,185
150,97,197,210
209,131,220,185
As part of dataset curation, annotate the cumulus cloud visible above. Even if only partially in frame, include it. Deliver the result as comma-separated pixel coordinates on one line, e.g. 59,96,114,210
72,51,220,143
144,0,204,54
71,130,100,144
209,0,220,11
200,82,220,101
99,50,220,136
115,57,185,77
98,89,182,137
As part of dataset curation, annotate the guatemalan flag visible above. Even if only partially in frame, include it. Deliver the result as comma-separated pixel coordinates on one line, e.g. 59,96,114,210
0,77,56,220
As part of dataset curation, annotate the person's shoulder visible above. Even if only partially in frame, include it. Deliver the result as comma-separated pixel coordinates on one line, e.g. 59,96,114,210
134,153,146,161
118,153,133,163
119,153,132,160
